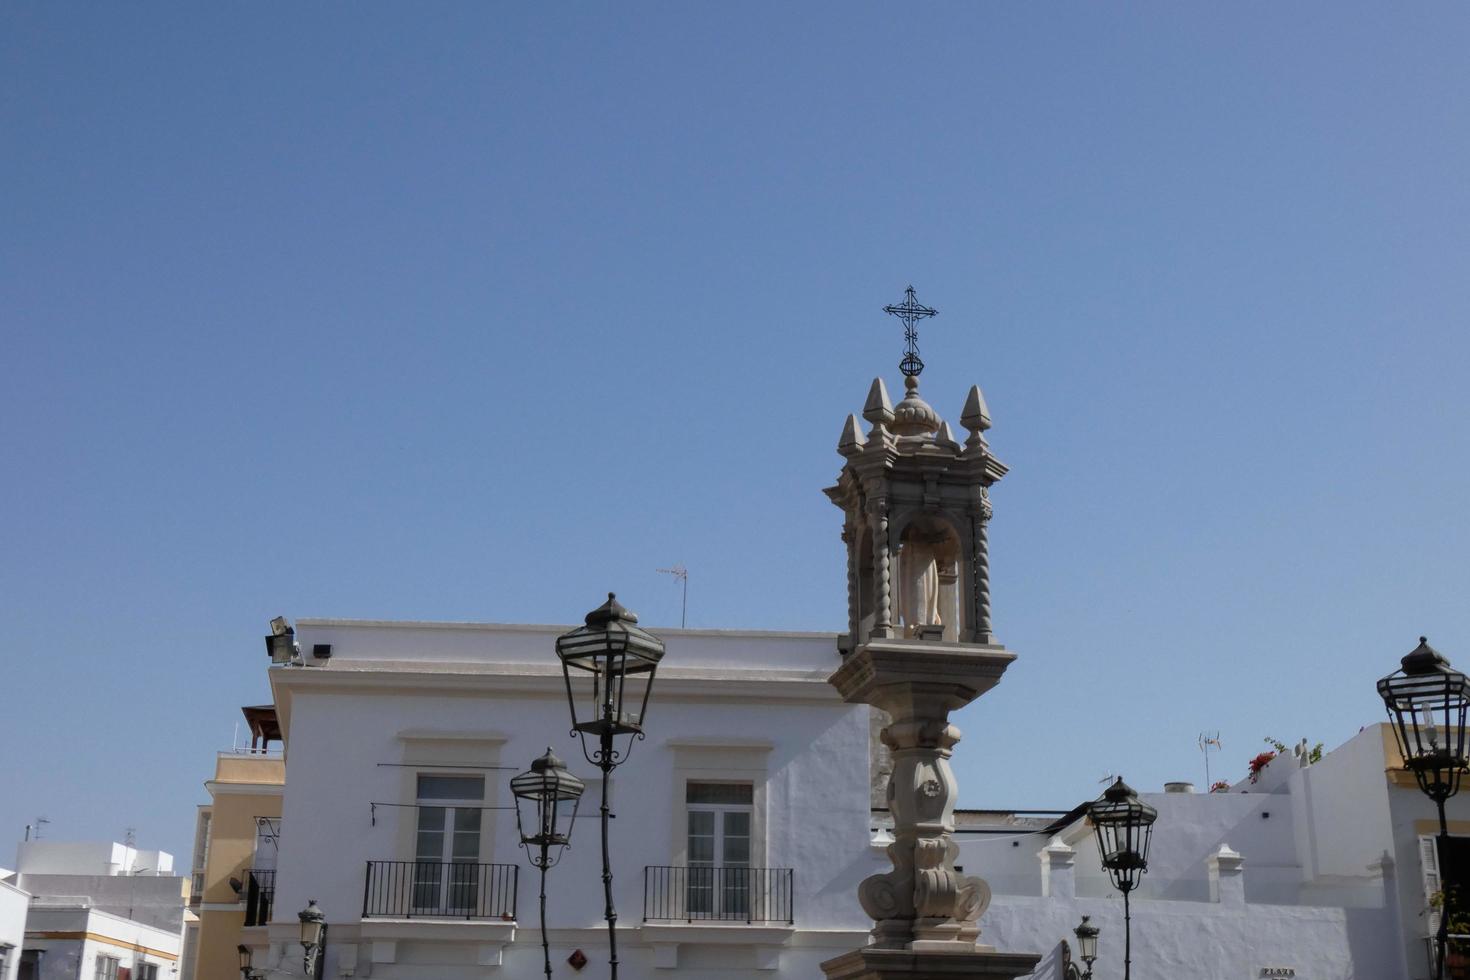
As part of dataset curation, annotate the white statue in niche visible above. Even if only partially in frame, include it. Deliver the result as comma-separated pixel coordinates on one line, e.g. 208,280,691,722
897,520,962,639
898,546,941,629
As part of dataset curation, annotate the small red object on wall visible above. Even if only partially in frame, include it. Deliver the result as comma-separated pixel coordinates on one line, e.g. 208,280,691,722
567,949,588,970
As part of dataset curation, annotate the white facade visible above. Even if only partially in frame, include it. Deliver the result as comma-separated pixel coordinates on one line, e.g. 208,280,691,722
948,723,1469,980
0,879,28,980
7,840,188,980
253,610,1470,980
21,906,180,980
259,620,875,979
12,843,173,880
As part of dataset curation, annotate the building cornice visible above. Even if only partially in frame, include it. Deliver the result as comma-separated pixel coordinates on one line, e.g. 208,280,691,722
296,618,838,642
205,781,285,799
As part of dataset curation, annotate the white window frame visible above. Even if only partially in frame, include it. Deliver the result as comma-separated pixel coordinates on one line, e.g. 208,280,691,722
412,773,486,915
686,781,754,918
94,954,120,980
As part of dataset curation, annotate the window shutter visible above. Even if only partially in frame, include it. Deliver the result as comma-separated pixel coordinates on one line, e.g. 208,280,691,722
1422,834,1443,936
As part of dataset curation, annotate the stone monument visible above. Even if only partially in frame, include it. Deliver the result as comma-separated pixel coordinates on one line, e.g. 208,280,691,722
821,289,1039,980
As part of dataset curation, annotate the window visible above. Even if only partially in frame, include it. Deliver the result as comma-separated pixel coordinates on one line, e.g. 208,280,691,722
135,964,158,980
687,782,753,916
94,955,120,980
253,817,281,870
413,774,485,914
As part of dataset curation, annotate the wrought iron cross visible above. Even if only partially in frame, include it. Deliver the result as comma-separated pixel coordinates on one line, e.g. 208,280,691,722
883,285,938,377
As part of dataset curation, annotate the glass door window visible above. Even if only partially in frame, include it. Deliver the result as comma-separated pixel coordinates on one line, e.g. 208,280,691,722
413,775,485,915
686,782,753,918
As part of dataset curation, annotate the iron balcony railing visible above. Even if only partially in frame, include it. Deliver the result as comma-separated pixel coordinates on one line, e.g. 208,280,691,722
244,869,275,927
362,861,518,920
643,866,794,924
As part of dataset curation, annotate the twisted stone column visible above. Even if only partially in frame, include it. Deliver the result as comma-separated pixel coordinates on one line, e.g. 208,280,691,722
871,498,892,639
971,490,993,644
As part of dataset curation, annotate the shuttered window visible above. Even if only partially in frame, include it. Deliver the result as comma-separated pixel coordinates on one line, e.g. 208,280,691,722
1422,834,1443,938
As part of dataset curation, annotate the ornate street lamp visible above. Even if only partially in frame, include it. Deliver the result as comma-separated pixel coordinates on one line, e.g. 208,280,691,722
1064,916,1099,979
511,748,586,980
236,944,262,980
298,899,327,980
1089,778,1156,980
556,593,665,980
1379,636,1470,980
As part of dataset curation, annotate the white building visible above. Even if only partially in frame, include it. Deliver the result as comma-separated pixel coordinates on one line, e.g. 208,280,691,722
7,841,187,980
954,724,1430,980
254,621,874,978
250,614,1470,980
0,877,28,980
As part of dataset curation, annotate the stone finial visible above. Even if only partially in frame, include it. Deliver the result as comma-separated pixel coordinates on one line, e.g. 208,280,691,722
890,376,941,437
961,385,991,434
838,414,864,457
934,420,960,452
863,378,894,427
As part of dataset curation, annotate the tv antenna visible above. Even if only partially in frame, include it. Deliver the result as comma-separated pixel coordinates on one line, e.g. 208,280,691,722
657,564,688,628
1097,771,1117,787
1199,732,1223,789
25,816,50,841
883,285,938,378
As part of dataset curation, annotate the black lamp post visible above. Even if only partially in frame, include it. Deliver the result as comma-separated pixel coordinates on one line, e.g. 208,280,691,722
1089,778,1156,980
511,748,586,980
1064,916,1099,979
1379,636,1470,980
298,899,326,980
236,944,261,980
556,593,665,980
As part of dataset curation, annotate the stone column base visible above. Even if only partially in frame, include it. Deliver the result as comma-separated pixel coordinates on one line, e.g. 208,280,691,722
820,946,1040,980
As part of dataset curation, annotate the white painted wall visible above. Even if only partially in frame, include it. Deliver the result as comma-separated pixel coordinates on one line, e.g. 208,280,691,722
261,620,1453,980
265,622,874,979
11,874,187,933
22,907,181,980
0,880,28,980
14,841,173,877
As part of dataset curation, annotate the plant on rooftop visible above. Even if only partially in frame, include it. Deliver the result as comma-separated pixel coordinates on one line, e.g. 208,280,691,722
1247,751,1276,783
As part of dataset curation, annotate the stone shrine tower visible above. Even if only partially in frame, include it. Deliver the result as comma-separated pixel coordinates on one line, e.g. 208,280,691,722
821,289,1039,980
829,372,1003,649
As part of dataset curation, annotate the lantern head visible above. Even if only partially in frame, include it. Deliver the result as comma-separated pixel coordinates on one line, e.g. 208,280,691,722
298,899,325,949
1073,915,1099,964
1088,777,1157,894
555,593,665,766
1378,636,1470,803
511,747,586,867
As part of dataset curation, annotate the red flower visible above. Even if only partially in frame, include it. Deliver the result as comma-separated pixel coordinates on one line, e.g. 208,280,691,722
1248,751,1276,783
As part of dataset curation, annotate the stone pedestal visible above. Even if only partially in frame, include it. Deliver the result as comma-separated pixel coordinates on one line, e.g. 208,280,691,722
820,946,1041,980
826,639,1035,972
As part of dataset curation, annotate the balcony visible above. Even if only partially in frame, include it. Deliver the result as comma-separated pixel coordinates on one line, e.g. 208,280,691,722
362,861,518,920
643,866,794,924
244,869,274,927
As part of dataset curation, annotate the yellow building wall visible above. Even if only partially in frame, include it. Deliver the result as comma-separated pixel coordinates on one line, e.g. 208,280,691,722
195,908,248,980
194,755,284,980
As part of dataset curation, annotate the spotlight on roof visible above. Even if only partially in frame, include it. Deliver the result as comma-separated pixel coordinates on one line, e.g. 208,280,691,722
265,617,298,664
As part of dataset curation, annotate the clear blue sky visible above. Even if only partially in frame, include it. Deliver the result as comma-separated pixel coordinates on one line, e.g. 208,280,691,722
3,4,1468,865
